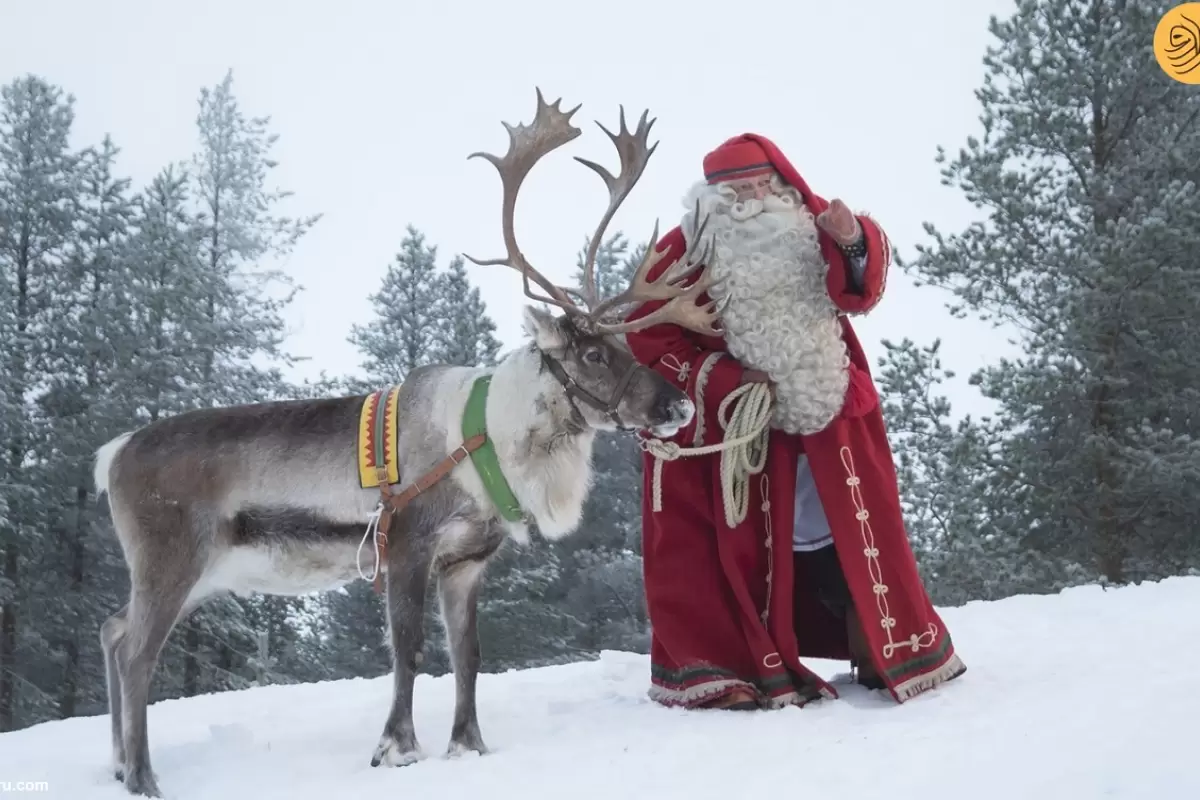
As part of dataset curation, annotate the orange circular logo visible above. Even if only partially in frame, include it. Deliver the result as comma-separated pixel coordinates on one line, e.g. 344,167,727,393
1155,3,1200,84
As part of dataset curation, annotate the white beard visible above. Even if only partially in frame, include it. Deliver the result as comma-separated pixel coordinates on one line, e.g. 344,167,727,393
678,178,849,435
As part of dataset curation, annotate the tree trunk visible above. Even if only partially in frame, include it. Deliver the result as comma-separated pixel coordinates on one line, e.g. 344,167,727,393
0,544,18,731
1087,17,1125,585
0,214,34,731
59,482,90,718
183,627,200,695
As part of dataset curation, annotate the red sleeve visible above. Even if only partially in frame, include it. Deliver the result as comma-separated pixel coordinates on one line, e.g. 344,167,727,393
823,214,892,315
622,227,745,445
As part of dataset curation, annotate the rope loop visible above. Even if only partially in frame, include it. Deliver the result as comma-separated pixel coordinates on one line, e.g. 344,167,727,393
643,381,773,528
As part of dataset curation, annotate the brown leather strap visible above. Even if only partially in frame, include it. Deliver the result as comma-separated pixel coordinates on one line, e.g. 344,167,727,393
371,433,489,593
382,433,488,512
373,501,392,594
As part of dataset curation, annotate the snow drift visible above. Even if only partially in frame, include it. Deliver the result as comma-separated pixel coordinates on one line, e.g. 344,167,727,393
1,577,1197,799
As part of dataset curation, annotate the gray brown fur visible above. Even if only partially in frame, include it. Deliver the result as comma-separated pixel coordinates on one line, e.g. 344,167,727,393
93,307,693,797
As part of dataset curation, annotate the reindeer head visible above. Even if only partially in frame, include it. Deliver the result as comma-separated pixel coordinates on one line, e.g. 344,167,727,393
465,90,724,438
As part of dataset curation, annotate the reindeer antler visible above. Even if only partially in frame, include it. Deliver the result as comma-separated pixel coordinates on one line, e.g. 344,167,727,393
574,108,658,311
571,107,725,337
464,89,584,313
587,204,726,338
467,91,726,338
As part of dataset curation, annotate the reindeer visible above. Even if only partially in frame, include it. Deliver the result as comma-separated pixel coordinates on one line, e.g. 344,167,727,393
92,89,725,797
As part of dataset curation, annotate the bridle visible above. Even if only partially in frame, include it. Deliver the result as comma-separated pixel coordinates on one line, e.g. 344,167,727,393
538,348,645,432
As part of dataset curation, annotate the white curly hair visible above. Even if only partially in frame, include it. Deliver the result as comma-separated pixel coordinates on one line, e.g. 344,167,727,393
678,173,849,435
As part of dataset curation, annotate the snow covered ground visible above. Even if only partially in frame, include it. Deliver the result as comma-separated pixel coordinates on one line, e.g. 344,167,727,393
2,577,1198,799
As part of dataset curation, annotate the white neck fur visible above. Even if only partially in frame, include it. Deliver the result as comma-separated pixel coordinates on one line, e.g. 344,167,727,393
481,344,596,541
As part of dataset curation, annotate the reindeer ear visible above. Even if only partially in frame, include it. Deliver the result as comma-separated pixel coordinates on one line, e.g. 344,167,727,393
522,305,566,350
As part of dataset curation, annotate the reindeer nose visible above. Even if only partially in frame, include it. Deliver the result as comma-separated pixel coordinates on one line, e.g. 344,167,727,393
652,391,691,424
669,396,694,426
647,392,694,437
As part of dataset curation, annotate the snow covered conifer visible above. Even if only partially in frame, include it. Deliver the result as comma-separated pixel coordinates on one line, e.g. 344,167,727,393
902,0,1200,584
0,74,81,729
431,254,502,367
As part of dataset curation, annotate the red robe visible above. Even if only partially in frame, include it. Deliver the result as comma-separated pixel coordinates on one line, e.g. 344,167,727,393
623,182,966,708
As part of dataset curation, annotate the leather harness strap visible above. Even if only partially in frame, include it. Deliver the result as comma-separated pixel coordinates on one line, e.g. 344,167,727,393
370,432,489,594
540,351,641,430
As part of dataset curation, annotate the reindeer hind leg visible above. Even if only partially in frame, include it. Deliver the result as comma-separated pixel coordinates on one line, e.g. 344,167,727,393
115,510,213,797
100,603,128,780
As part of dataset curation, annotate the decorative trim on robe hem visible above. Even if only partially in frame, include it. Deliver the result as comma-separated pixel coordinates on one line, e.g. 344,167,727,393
647,661,833,709
838,444,941,660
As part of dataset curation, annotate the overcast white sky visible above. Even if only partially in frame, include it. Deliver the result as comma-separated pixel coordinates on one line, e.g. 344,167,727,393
2,0,1021,420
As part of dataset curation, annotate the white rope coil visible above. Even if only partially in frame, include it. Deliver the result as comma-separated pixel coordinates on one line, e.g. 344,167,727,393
641,381,773,528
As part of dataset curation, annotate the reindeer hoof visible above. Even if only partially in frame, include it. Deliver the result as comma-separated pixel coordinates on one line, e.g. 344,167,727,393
370,735,423,768
446,739,488,758
121,767,162,797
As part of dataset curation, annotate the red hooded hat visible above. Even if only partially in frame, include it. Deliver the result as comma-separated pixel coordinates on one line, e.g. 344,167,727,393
698,132,884,408
701,133,826,215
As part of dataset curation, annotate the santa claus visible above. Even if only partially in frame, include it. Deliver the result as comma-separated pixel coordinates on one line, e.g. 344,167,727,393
623,134,967,710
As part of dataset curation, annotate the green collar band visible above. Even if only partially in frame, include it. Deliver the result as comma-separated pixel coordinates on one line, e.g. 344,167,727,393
462,375,524,523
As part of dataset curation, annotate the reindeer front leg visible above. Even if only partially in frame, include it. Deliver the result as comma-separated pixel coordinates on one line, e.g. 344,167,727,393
438,554,490,757
371,511,435,768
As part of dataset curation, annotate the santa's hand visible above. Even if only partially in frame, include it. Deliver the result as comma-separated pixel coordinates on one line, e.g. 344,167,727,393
816,199,862,247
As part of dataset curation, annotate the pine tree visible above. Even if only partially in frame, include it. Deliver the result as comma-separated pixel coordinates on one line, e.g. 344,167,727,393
349,225,445,386
34,134,138,719
118,165,208,423
190,69,319,408
902,0,1200,585
0,75,81,729
874,338,1090,604
431,255,502,367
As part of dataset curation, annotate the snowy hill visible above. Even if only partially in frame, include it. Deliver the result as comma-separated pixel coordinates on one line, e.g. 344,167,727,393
2,578,1198,800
